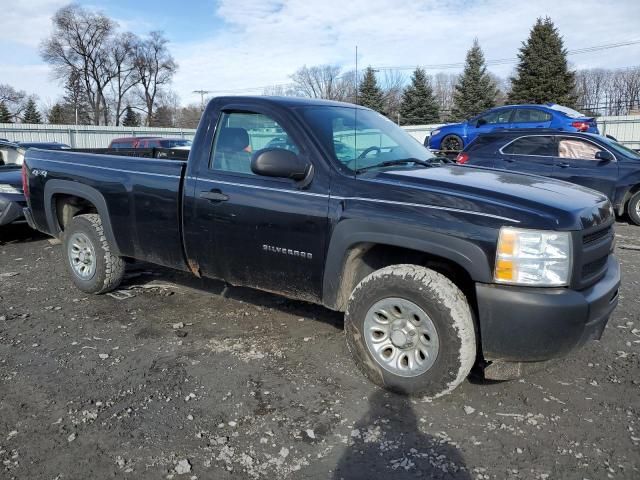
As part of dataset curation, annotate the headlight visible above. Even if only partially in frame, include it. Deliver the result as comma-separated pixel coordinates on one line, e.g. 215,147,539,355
495,227,572,286
0,184,22,194
430,129,441,136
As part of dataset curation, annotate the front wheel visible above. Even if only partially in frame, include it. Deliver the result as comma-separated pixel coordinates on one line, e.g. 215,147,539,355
63,214,125,294
344,265,476,397
626,191,640,226
441,134,464,153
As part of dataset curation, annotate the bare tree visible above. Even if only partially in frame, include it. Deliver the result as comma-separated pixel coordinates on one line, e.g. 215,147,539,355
41,4,117,125
574,67,640,116
432,73,458,121
134,31,177,126
176,104,203,128
379,70,406,123
108,32,140,125
0,84,27,121
290,65,356,101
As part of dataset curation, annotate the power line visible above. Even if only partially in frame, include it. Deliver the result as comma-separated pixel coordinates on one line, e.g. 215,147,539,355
194,39,640,95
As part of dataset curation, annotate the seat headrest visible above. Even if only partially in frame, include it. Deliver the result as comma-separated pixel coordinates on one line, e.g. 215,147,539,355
217,127,250,151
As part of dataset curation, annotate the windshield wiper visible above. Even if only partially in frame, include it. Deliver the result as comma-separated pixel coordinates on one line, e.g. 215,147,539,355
354,158,436,174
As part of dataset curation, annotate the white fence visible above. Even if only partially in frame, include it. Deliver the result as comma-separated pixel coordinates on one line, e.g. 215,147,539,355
1,114,639,149
0,123,196,148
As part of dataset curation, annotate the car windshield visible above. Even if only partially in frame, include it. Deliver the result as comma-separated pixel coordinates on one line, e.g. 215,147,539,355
301,106,437,173
601,137,640,160
548,104,587,119
160,139,192,148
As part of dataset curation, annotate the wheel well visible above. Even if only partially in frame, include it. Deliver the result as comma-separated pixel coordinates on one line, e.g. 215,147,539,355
53,194,98,233
334,243,476,312
620,184,640,215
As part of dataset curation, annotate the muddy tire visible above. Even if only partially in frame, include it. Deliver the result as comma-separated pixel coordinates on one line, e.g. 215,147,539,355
63,214,125,294
626,191,640,226
344,265,476,397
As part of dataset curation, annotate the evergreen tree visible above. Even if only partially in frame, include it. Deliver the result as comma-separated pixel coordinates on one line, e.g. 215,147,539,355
23,98,41,124
62,72,91,125
451,39,498,120
399,67,439,125
150,105,174,127
122,105,140,127
358,67,385,114
508,17,576,106
0,101,11,123
47,103,66,124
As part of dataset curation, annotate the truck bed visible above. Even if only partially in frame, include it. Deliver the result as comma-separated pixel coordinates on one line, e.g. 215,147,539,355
25,148,189,270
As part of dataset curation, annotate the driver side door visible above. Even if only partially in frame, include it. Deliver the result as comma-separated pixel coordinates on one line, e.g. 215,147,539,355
189,110,330,302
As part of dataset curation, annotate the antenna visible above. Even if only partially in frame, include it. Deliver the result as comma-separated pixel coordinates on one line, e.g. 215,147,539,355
354,45,358,178
193,90,211,111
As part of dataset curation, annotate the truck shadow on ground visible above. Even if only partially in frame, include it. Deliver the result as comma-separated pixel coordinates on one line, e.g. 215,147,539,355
123,261,345,330
333,390,471,479
0,223,48,245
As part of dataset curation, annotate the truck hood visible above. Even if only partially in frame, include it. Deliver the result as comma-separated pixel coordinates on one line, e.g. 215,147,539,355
370,165,611,230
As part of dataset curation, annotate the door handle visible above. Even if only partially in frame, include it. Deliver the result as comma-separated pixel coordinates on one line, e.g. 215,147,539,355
557,162,571,168
503,157,516,163
200,189,229,202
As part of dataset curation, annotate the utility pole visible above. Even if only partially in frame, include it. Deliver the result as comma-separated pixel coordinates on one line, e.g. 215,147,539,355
193,90,211,111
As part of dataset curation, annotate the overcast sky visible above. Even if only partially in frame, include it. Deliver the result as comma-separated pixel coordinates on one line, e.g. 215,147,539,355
2,0,639,107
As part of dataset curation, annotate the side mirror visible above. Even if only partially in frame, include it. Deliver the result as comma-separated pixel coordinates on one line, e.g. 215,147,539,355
475,118,487,128
595,150,615,162
251,148,310,181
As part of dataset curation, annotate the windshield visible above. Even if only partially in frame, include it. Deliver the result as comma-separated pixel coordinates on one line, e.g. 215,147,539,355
548,104,588,119
302,106,436,173
160,139,192,148
601,137,640,159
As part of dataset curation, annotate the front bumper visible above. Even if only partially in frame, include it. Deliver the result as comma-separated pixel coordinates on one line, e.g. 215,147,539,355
0,197,25,225
476,255,620,362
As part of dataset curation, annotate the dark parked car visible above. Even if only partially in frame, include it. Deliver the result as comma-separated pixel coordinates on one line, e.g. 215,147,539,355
0,142,70,225
427,104,599,153
457,130,640,224
23,96,619,396
0,166,25,225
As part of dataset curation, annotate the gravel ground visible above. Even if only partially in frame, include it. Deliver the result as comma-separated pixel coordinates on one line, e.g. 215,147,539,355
1,222,639,480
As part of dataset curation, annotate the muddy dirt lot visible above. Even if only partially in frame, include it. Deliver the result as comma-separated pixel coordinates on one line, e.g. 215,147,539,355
1,222,639,480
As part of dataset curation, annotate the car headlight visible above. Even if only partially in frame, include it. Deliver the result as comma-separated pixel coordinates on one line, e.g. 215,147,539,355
0,184,22,194
495,227,572,286
430,129,441,136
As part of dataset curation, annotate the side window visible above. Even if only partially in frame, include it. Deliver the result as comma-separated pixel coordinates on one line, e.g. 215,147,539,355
512,109,552,123
478,110,511,125
502,136,556,156
210,112,299,175
558,138,602,160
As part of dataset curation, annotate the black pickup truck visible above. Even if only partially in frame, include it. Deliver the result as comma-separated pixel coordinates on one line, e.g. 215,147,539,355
22,96,620,397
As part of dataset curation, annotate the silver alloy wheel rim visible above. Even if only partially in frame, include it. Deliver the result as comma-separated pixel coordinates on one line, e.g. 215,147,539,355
363,297,439,377
68,232,97,280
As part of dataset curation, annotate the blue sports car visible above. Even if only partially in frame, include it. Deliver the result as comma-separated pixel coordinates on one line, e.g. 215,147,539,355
426,103,599,152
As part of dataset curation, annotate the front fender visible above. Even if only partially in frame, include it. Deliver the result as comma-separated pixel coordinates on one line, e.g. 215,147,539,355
322,218,493,309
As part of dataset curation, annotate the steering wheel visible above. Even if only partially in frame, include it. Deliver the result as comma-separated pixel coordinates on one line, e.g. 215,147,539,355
357,146,382,159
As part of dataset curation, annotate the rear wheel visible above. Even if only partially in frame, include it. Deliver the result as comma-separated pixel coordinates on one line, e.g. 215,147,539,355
441,134,464,153
627,191,640,226
344,265,476,397
63,214,125,294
